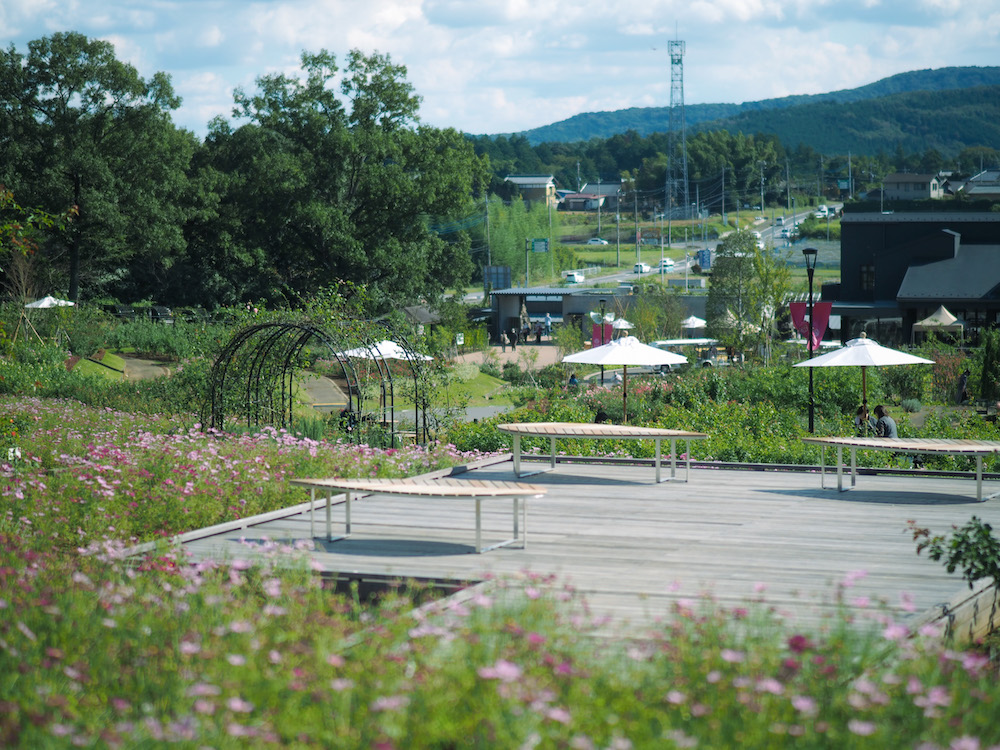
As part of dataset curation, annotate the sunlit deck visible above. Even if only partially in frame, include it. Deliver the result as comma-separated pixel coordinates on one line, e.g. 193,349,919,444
179,455,1000,633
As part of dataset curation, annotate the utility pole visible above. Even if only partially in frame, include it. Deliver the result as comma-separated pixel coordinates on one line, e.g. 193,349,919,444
721,166,726,226
759,161,766,213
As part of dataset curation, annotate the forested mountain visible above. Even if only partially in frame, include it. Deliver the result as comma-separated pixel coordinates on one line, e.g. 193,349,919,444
698,85,1000,157
514,66,1000,153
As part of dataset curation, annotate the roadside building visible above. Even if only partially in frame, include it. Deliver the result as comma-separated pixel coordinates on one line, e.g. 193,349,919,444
824,206,1000,344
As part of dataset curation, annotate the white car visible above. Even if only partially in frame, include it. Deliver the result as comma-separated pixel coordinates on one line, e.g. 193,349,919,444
815,205,829,217
587,238,609,245
659,258,675,271
633,262,652,274
562,271,585,283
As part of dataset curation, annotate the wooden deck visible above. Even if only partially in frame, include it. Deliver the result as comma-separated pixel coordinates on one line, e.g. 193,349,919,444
179,456,1000,634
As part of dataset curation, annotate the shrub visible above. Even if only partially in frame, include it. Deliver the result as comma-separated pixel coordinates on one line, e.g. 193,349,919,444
901,398,922,413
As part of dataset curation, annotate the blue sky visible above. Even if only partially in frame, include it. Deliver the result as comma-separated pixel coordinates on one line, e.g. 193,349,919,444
2,0,997,138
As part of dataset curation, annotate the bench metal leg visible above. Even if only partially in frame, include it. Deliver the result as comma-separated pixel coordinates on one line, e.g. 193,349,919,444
323,490,350,543
475,496,527,554
656,437,691,484
511,433,553,478
850,447,858,489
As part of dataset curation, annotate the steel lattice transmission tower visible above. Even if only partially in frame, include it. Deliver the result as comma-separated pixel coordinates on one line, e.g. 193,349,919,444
667,39,691,219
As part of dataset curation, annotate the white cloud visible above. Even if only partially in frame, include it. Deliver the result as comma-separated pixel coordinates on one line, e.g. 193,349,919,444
0,0,995,136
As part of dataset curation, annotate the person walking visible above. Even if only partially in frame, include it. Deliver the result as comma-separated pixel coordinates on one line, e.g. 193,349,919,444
873,405,898,438
508,328,517,351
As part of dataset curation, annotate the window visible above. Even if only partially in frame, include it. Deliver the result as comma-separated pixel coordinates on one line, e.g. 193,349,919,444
860,264,875,293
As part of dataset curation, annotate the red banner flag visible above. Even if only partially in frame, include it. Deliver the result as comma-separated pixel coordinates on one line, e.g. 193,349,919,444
591,323,613,348
790,301,832,350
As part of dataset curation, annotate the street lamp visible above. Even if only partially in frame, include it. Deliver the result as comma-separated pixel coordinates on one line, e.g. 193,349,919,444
802,247,819,433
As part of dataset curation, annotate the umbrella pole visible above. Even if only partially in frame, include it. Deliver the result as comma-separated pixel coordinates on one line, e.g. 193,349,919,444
862,367,867,407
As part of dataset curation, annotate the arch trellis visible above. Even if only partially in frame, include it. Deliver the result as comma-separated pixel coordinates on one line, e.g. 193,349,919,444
209,320,431,444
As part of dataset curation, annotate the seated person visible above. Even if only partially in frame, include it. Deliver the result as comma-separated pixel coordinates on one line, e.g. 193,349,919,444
854,405,873,436
873,404,898,438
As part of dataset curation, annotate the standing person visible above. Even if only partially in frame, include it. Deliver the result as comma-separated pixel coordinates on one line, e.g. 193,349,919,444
500,329,506,353
873,405,898,438
544,312,552,338
508,328,517,351
957,369,971,404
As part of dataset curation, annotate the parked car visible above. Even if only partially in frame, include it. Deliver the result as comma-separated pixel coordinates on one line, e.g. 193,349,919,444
633,262,652,274
659,258,675,271
150,305,174,324
587,237,609,245
102,304,136,321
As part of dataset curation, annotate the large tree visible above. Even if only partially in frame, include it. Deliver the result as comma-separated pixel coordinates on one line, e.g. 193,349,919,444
0,32,192,302
187,49,489,309
707,230,791,360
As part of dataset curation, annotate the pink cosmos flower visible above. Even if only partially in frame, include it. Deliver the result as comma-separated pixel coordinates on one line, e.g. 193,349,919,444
848,719,876,736
478,659,523,683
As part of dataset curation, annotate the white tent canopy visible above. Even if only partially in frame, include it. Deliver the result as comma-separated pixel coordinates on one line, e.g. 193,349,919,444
24,295,74,308
340,340,432,361
912,305,964,343
680,315,706,329
563,336,687,421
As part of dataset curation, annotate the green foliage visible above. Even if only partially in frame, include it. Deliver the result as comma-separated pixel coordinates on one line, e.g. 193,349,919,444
0,32,190,302
707,230,791,360
975,327,1000,404
912,516,1000,589
485,197,558,284
901,398,922,413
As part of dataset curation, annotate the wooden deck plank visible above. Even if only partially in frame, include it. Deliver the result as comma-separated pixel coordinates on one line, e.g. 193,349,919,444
180,460,1000,633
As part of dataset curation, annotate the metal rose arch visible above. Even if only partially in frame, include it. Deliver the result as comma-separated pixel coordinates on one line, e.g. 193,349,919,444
209,318,431,445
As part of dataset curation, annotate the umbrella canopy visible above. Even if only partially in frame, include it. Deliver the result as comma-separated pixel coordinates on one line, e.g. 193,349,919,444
25,295,74,308
563,336,688,421
793,332,934,405
680,315,706,329
611,318,633,330
341,340,433,361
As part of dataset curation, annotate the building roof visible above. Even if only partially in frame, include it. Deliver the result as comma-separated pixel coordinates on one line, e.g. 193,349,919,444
505,174,555,189
841,212,1000,225
883,173,939,184
897,244,1000,301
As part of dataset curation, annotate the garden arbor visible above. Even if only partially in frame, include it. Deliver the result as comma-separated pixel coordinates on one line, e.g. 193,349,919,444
209,320,430,444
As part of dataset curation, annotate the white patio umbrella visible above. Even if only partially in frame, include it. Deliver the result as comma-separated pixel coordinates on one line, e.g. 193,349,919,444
340,340,433,361
680,315,706,329
611,318,633,330
793,332,934,406
24,295,75,308
563,335,688,421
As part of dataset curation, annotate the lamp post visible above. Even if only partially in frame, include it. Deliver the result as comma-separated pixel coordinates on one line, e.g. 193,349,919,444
802,247,818,433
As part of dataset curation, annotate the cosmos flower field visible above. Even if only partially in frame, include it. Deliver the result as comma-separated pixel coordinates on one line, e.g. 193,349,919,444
1,396,998,748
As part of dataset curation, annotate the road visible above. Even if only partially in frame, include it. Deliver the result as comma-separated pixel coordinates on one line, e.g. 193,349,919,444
462,205,841,300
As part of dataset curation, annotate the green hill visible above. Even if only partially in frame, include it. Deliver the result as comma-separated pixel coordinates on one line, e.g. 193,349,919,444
511,66,1000,155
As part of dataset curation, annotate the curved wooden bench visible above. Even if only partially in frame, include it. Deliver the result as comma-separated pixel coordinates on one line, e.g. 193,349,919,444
497,422,708,484
290,477,546,553
801,436,1000,502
